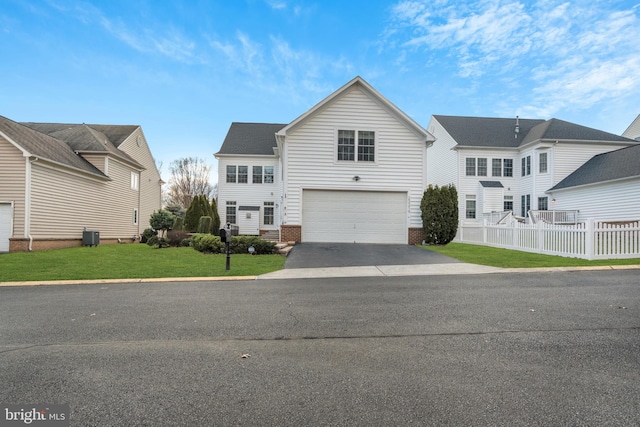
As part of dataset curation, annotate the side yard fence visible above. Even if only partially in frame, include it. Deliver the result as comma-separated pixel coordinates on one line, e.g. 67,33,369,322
456,219,640,260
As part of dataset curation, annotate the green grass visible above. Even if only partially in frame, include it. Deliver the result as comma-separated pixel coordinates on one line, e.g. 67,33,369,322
421,242,640,268
0,244,286,282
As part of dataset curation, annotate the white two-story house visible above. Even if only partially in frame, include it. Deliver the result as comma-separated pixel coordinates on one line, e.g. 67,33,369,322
426,115,638,223
215,76,435,244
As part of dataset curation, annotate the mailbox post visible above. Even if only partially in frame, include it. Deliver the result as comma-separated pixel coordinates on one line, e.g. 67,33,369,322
219,223,232,270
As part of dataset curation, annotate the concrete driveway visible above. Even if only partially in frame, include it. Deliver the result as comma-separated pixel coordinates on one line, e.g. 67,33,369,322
284,242,460,269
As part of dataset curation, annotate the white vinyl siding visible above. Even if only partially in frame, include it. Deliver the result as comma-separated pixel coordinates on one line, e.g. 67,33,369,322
549,178,640,221
216,156,281,231
426,117,458,188
282,86,426,230
552,142,631,186
0,203,12,252
302,190,407,243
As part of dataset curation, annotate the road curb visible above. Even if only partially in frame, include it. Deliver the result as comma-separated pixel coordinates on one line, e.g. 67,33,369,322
0,276,258,287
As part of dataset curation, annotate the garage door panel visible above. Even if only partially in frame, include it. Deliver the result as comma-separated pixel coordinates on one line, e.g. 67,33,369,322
0,203,12,252
302,190,406,244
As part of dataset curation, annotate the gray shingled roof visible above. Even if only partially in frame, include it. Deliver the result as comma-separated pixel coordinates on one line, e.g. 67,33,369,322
549,143,640,191
22,122,143,168
479,181,504,188
434,115,634,148
0,115,107,178
216,122,286,156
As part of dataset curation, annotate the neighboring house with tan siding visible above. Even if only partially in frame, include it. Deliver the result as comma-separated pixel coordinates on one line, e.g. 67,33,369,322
0,115,162,252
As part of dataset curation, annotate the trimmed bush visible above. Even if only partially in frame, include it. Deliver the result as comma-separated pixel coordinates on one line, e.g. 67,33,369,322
421,184,459,245
173,217,185,231
230,236,276,255
191,233,225,254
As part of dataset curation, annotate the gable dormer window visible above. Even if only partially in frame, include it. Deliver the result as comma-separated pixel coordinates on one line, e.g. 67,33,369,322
337,130,375,162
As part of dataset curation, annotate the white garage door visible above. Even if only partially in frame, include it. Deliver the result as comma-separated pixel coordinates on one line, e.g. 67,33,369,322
302,190,407,244
0,203,12,252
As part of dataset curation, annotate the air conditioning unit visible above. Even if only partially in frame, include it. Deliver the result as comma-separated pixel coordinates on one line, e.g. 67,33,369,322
82,230,100,247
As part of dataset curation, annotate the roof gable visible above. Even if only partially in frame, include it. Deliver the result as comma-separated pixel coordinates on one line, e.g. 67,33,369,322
277,76,433,142
22,122,143,168
0,115,106,178
216,122,286,156
550,143,640,191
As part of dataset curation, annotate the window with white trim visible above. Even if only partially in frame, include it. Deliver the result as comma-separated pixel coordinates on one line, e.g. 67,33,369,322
226,165,236,183
466,158,476,176
503,159,513,177
133,208,139,225
521,194,531,217
492,159,502,177
131,172,139,191
337,130,375,162
538,196,548,211
539,152,548,173
466,157,487,176
226,201,237,224
264,166,274,183
521,155,531,176
477,158,487,176
253,166,263,184
263,202,274,225
504,195,513,212
465,195,476,219
237,166,248,183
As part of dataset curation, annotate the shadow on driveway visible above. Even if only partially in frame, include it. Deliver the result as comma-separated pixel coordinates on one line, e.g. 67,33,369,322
284,243,460,269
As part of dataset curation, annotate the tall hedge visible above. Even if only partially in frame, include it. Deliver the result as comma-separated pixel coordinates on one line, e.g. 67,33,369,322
184,196,204,232
210,198,221,233
420,184,458,245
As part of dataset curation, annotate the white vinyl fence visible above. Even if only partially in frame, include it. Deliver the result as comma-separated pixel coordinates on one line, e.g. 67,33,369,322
456,219,640,260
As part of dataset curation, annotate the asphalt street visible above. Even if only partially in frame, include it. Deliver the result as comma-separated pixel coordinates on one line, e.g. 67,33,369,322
1,270,639,426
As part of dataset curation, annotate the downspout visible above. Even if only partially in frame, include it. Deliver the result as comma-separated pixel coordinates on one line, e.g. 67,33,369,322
26,157,34,251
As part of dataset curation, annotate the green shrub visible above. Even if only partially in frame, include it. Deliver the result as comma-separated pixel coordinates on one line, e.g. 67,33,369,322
230,236,276,255
420,184,459,245
141,228,156,244
191,233,225,253
198,216,213,234
180,238,192,247
146,235,158,247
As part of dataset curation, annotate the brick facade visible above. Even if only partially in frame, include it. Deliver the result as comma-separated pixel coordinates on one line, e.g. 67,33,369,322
408,227,424,245
280,225,301,243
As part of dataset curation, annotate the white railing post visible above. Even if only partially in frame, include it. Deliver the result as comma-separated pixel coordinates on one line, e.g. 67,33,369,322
482,219,488,244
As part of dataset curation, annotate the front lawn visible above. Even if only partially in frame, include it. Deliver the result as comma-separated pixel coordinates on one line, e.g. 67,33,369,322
0,244,285,282
422,242,640,268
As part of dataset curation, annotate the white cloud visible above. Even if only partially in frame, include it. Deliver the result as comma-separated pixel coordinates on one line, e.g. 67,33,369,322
387,0,640,118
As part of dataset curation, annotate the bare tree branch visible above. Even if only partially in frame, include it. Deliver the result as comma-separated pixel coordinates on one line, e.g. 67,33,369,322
165,157,215,208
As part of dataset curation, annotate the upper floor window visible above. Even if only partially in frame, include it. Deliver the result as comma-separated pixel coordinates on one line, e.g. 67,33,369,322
226,165,236,183
465,157,487,176
492,159,502,177
264,166,274,184
131,172,139,191
337,130,375,162
466,158,476,176
504,159,513,177
521,155,531,176
539,152,548,173
237,166,248,183
253,166,263,184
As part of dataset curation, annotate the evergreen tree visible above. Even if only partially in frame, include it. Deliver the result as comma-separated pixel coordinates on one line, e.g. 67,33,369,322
184,195,204,232
210,198,221,233
421,184,459,245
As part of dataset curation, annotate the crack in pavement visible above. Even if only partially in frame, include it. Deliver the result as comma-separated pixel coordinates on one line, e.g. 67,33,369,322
1,326,638,354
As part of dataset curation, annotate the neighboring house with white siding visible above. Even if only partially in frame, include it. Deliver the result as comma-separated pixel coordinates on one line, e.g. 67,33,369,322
426,115,638,223
546,143,640,220
0,115,162,252
215,76,435,244
622,114,640,141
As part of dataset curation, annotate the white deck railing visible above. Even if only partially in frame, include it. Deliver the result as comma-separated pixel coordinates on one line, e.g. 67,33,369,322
529,210,579,225
456,219,640,260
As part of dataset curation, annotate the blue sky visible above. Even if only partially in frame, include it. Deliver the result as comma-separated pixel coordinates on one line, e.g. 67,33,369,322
1,0,639,182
